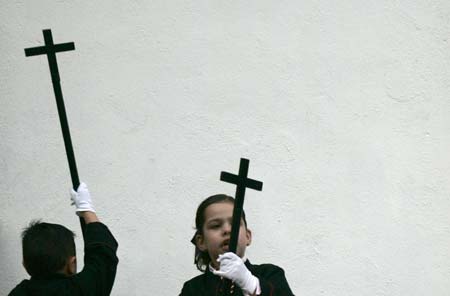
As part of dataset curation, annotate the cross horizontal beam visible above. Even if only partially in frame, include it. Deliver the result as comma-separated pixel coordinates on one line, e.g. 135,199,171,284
25,42,75,56
220,171,263,191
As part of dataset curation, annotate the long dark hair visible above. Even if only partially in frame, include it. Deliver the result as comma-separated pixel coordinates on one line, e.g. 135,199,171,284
191,194,247,272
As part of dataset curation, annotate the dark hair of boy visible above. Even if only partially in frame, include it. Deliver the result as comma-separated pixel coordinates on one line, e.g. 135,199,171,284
22,220,76,277
191,194,247,272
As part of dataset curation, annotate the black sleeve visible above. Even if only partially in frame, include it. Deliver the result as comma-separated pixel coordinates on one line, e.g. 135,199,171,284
256,265,295,296
8,282,28,296
72,222,119,296
179,279,205,296
179,283,192,296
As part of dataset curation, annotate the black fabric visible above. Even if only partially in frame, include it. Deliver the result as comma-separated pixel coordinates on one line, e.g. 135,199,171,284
180,260,294,296
9,222,118,296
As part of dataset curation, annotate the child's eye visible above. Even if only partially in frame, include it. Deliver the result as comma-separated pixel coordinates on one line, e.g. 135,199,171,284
208,223,221,229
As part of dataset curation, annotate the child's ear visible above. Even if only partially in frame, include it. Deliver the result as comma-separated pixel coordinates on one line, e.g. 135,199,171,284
195,234,207,251
62,256,77,276
69,256,77,275
245,228,252,246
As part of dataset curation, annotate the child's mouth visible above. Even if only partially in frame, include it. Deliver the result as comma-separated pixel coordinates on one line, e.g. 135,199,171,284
222,239,230,250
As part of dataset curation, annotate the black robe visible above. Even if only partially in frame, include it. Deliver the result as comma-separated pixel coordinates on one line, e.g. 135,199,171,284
180,260,294,296
9,222,119,296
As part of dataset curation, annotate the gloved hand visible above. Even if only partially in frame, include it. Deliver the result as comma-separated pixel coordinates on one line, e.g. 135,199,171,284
70,182,95,215
212,252,259,295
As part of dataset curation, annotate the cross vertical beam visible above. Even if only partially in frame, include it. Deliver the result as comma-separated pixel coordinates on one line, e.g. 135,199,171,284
25,29,85,236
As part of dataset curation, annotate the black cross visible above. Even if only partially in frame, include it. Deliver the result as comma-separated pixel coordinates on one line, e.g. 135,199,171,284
220,158,263,254
25,29,75,83
220,158,263,295
25,29,85,236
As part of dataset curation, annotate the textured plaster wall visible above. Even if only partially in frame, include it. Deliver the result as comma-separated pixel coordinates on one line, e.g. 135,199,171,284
2,1,450,295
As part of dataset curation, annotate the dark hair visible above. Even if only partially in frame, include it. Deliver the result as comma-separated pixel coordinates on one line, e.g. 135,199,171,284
22,220,76,277
191,194,247,272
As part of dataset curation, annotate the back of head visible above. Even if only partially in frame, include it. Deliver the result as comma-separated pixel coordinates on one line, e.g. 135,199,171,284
22,220,75,278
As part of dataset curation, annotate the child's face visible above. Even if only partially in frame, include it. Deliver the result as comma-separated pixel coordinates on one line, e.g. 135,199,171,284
196,201,252,269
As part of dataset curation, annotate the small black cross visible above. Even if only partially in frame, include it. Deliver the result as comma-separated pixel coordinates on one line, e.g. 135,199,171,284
220,158,263,254
25,29,85,236
25,29,75,83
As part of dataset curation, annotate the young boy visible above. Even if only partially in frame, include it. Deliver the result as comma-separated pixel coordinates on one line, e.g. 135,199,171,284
180,194,294,296
8,182,119,296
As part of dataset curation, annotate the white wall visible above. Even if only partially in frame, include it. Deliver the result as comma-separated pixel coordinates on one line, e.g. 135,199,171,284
2,1,450,295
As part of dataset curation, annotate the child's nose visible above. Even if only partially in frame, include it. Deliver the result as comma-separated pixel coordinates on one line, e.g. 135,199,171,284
223,222,232,234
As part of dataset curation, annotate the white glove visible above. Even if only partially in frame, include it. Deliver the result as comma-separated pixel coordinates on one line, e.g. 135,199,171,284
213,252,259,295
70,182,95,215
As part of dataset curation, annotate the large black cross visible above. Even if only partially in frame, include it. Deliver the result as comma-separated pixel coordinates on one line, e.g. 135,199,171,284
220,158,263,253
25,29,85,236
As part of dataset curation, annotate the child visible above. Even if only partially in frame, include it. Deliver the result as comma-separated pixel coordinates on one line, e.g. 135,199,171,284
180,194,294,296
8,182,119,296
